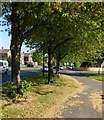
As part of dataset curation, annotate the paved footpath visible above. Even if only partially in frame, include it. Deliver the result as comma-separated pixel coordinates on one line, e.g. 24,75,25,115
61,75,103,119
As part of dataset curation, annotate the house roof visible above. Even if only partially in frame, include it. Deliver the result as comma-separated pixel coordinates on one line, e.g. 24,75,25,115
0,49,10,53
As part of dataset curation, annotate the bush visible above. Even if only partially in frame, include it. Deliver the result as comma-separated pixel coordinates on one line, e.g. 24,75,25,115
20,80,32,93
74,62,81,68
3,80,32,99
3,82,17,99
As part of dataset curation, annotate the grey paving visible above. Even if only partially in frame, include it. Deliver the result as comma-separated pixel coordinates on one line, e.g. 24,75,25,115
61,75,103,118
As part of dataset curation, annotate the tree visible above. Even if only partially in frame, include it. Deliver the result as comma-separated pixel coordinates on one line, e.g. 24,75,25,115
32,50,42,65
2,2,61,92
25,2,104,82
1,2,104,88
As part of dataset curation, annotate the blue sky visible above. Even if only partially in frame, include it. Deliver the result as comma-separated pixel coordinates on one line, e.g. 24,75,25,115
0,17,30,53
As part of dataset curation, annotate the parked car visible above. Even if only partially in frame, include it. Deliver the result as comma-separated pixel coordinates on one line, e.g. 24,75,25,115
27,63,34,67
53,66,64,70
42,65,48,72
53,66,56,69
60,65,64,70
68,66,73,69
0,60,8,74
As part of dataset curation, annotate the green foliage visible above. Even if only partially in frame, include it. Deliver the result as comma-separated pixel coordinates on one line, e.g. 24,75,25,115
32,50,42,65
20,80,32,93
3,80,32,99
3,82,17,99
26,2,104,64
1,2,104,86
74,62,81,68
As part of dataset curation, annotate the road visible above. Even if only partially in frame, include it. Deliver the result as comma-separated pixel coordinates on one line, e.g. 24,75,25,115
60,69,104,75
60,71,103,119
0,69,42,84
1,69,103,84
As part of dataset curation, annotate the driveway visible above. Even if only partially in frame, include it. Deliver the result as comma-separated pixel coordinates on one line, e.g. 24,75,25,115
61,75,102,118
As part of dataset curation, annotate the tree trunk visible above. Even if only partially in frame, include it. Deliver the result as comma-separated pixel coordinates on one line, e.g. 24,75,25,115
48,47,53,84
10,3,22,94
11,46,21,93
42,51,45,77
98,64,101,74
56,58,60,73
56,52,60,78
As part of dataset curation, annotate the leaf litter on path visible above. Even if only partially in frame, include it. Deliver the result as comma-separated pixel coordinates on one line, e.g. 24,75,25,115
89,91,102,112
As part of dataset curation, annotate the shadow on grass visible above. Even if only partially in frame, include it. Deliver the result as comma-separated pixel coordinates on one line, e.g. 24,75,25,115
2,103,12,109
2,98,28,109
35,90,54,95
2,74,68,107
25,74,48,85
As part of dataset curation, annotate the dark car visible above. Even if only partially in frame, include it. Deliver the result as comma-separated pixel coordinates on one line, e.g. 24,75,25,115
53,66,56,69
67,66,73,69
27,63,34,67
53,66,64,70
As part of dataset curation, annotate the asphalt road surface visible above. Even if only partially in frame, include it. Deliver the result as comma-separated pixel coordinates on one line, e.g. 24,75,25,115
0,70,42,84
60,69,104,75
1,69,103,84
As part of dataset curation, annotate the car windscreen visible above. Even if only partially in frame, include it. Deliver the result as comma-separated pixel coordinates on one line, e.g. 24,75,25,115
0,62,3,66
44,66,48,68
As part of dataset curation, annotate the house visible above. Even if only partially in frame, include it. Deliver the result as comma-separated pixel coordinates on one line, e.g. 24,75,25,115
0,48,33,64
0,48,11,60
20,52,33,64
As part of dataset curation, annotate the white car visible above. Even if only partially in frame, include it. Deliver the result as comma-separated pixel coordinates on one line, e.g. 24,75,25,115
60,65,64,70
42,65,48,72
0,60,8,74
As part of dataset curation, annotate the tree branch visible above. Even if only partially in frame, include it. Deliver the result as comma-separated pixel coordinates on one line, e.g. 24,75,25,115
24,10,58,39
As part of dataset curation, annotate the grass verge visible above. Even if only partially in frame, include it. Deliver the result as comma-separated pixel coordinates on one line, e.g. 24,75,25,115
79,73,104,82
8,66,41,71
1,74,85,118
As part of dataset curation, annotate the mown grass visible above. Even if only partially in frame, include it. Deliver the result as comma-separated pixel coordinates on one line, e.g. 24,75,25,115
79,73,104,82
2,74,84,118
8,66,41,71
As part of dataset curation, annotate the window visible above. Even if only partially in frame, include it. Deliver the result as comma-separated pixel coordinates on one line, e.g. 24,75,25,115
0,62,3,66
4,62,7,65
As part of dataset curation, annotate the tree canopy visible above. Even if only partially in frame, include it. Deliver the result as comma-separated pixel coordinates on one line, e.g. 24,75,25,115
1,2,104,89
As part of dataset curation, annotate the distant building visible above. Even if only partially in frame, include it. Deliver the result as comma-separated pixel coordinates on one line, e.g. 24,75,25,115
20,52,33,64
0,48,33,64
0,48,11,60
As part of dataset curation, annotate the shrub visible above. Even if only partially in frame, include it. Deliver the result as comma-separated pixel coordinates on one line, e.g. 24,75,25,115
20,80,32,93
74,62,81,68
2,80,32,99
3,82,17,99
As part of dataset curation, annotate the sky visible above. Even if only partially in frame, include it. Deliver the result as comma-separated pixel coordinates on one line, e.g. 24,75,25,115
0,17,30,53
